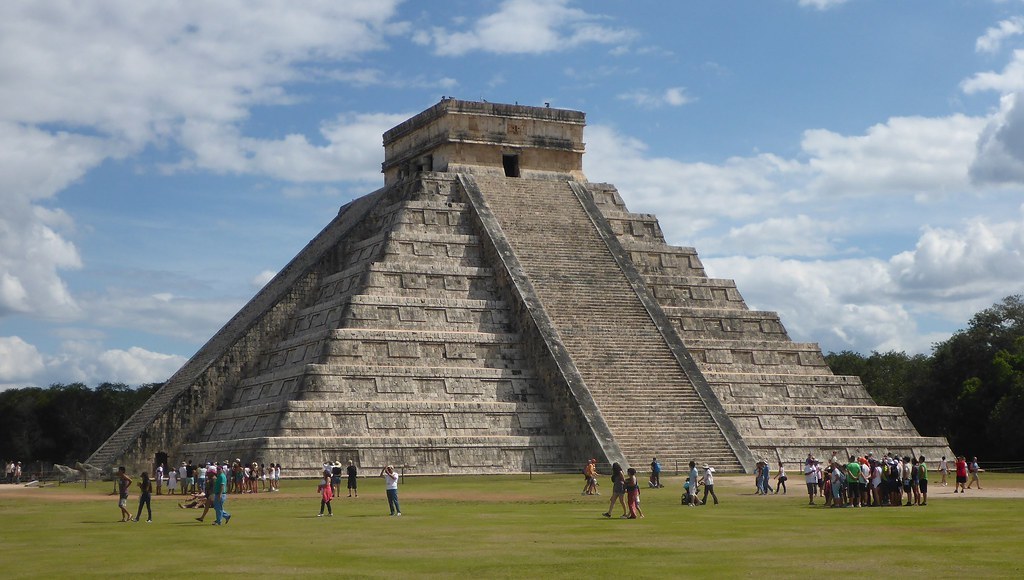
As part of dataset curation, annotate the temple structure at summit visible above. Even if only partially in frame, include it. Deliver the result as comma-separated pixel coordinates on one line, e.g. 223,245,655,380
90,99,951,475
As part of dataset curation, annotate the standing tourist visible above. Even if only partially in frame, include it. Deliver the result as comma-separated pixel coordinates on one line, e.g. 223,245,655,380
939,455,949,486
4,460,13,484
581,459,599,495
845,456,862,508
380,465,401,516
167,465,177,495
177,462,187,495
687,461,699,507
966,457,983,490
954,456,967,493
213,465,231,525
13,462,22,484
135,472,153,523
155,464,164,495
760,459,773,495
624,467,642,517
700,463,719,505
602,462,627,518
346,460,358,498
803,457,817,505
317,470,333,517
331,461,343,497
117,466,133,522
918,456,929,506
649,457,663,488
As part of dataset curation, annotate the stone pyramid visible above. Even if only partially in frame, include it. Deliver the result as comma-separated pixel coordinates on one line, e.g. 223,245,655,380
90,99,950,475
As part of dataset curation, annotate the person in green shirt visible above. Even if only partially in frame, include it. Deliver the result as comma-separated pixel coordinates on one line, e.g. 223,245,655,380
845,457,862,507
918,456,928,506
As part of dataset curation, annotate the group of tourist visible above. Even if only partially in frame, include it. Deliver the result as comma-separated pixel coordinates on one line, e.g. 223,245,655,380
154,460,283,496
3,460,22,484
599,458,720,518
800,452,935,508
316,459,361,517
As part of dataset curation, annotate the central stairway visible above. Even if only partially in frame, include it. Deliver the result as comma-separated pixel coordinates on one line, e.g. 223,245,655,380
467,174,743,471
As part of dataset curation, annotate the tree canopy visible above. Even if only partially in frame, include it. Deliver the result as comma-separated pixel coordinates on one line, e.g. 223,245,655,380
0,382,158,466
827,294,1024,461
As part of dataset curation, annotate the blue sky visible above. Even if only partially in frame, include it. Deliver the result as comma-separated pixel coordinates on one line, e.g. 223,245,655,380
3,0,1024,389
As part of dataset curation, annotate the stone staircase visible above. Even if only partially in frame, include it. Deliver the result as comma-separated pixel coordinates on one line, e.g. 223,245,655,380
588,182,951,466
467,174,744,470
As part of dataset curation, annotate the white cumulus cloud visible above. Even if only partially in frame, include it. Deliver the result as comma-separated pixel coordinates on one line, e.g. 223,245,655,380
414,0,634,56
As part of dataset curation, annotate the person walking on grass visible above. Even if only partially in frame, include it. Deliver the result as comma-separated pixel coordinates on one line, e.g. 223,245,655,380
317,471,334,517
967,457,983,490
939,456,948,487
117,466,133,522
213,465,231,526
700,463,719,505
624,468,643,518
135,472,153,523
774,461,787,495
193,470,216,522
602,462,628,518
381,465,401,516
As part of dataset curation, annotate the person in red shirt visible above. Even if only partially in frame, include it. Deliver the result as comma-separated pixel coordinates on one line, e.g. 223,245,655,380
954,456,968,493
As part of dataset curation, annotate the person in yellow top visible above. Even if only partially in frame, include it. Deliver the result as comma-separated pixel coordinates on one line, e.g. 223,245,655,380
581,459,600,495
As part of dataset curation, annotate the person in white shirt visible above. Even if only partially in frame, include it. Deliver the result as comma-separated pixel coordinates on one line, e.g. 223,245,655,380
803,458,818,505
380,465,401,516
699,463,719,505
939,456,949,486
155,464,164,495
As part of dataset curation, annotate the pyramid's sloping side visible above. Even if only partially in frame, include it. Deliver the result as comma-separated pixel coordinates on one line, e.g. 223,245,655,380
175,173,586,474
585,183,952,466
87,190,386,473
94,173,611,476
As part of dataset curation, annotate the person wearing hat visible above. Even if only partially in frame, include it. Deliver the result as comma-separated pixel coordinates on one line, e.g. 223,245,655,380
699,463,719,505
331,461,343,497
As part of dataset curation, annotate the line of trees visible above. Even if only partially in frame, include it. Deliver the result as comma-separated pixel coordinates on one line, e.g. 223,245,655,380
827,295,1024,461
0,382,158,466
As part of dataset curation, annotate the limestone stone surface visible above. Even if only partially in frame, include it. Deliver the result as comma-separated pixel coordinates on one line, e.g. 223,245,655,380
90,99,949,476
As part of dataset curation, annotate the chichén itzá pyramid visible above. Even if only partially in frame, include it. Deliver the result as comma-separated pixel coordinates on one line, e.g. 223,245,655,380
89,99,951,475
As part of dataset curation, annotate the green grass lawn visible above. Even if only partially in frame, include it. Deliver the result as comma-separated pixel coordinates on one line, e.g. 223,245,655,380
1,473,1022,578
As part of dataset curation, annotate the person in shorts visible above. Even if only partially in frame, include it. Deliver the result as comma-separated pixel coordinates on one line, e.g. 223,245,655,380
346,460,358,498
918,456,928,506
954,456,968,493
117,466,133,522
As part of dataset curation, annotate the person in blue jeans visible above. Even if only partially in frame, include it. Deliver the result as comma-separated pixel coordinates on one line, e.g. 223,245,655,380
213,465,231,525
381,465,401,516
